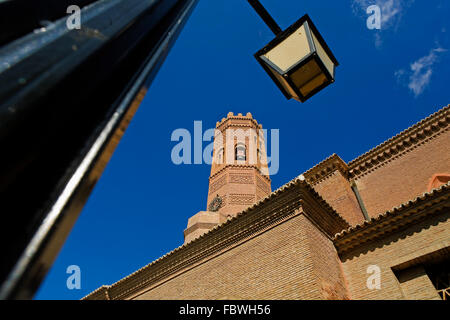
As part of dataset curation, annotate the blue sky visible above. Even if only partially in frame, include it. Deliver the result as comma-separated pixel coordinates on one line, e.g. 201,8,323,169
35,0,449,299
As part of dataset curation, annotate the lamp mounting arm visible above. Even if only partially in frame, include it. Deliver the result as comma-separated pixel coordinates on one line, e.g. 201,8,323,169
247,0,282,35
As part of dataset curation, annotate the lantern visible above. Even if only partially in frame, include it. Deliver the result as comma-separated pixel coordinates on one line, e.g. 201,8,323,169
255,14,339,102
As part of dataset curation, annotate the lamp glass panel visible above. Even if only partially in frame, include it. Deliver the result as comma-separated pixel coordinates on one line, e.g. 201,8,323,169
265,64,299,99
262,24,311,73
311,30,335,78
299,72,328,96
290,58,322,90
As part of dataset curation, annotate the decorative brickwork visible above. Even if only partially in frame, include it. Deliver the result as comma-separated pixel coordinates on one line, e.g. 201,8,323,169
229,194,256,205
229,174,254,184
208,174,227,195
256,190,267,202
256,175,271,194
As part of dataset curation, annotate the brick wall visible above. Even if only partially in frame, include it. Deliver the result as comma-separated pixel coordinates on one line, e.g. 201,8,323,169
312,171,365,226
130,213,347,300
396,265,441,300
340,209,449,300
303,214,350,299
353,129,450,218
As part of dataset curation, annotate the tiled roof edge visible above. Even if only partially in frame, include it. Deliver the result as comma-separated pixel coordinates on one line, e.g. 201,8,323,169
333,182,450,254
348,104,449,178
303,154,348,185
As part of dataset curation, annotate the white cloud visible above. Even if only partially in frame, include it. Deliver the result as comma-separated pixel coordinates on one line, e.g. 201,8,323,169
378,0,402,26
374,33,383,49
395,47,447,97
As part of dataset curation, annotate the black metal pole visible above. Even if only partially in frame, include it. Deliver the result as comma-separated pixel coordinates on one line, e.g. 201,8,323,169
247,0,282,35
0,0,199,300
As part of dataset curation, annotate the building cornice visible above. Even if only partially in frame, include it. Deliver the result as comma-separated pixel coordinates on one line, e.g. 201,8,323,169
294,105,449,183
303,154,348,185
333,182,450,255
183,222,219,237
83,178,349,300
82,285,111,300
348,104,449,178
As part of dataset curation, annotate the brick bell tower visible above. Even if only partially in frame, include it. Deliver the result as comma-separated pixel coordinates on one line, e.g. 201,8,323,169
184,112,272,244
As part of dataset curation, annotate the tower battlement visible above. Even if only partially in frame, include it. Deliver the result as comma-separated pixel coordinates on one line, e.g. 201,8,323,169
216,112,263,130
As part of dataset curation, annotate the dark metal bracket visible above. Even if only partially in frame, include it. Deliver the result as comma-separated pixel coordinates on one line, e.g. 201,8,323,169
247,0,283,35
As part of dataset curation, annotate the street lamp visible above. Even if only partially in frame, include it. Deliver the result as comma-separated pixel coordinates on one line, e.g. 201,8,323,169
248,0,339,102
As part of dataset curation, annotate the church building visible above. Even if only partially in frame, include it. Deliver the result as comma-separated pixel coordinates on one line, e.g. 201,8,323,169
84,105,449,300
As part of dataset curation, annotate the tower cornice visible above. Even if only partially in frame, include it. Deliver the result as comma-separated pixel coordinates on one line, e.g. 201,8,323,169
209,164,271,183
